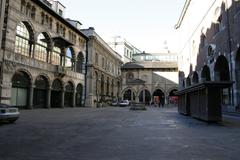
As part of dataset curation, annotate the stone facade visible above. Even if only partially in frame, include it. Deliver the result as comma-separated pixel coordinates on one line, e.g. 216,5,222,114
121,60,178,105
81,28,122,107
176,0,240,112
0,0,87,108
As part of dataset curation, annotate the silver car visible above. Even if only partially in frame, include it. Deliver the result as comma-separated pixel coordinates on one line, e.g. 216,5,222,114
119,100,130,106
0,104,20,123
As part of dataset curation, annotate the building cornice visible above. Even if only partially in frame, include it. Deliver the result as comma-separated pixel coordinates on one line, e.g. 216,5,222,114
174,0,191,29
31,0,88,40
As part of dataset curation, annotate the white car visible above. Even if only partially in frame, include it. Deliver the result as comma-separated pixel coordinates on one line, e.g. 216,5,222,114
119,100,130,106
111,100,119,106
0,104,20,123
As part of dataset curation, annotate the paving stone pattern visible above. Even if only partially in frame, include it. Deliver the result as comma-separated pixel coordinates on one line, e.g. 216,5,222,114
0,106,240,160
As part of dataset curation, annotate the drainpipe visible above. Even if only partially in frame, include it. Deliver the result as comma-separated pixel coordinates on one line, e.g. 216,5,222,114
225,0,234,106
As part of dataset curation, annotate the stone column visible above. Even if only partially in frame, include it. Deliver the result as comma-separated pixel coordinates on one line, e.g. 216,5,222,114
72,90,76,107
131,90,134,102
28,84,34,109
46,87,51,108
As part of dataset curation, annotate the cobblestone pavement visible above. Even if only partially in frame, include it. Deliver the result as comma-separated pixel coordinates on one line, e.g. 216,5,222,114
0,105,240,160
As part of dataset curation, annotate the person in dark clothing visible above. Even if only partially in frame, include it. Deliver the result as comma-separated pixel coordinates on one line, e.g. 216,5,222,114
161,99,164,107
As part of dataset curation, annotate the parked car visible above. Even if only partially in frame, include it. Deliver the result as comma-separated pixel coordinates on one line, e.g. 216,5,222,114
0,104,20,123
111,100,119,106
119,100,130,106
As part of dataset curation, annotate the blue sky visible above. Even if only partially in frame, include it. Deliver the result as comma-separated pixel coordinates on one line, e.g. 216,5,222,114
60,0,185,53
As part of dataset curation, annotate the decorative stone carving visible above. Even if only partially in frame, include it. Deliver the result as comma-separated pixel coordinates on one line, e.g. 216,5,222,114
3,61,16,73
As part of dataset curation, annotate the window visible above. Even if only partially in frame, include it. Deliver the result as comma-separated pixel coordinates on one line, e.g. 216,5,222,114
31,6,36,20
49,18,53,29
41,12,45,25
26,3,31,17
56,23,59,34
52,47,61,65
200,34,207,48
95,53,99,65
102,57,105,68
59,9,63,16
15,22,31,57
35,33,48,62
21,0,26,13
65,48,74,70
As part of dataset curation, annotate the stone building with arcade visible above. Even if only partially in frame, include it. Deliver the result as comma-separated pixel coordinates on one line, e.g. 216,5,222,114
81,27,122,107
121,52,178,105
175,0,240,112
0,0,88,108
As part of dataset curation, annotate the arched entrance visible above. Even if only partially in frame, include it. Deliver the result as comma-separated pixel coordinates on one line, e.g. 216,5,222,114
139,89,151,105
11,71,31,108
51,79,62,108
201,65,211,82
153,89,165,105
33,75,48,108
214,55,231,105
192,72,199,84
76,83,83,107
123,89,135,101
64,82,74,107
168,89,178,104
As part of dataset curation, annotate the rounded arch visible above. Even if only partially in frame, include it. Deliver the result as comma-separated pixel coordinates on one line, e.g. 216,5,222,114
35,32,52,62
11,70,32,108
15,21,35,41
76,83,83,107
13,69,33,82
51,78,63,108
192,71,199,84
186,76,191,87
34,75,49,88
201,65,211,81
33,75,49,108
138,89,151,104
122,88,136,101
15,21,35,57
214,55,230,81
168,88,178,104
64,81,74,107
153,89,165,106
76,52,84,73
65,47,75,70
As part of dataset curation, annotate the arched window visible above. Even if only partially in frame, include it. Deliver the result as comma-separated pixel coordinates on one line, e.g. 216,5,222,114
26,3,31,17
76,52,84,73
201,65,211,81
15,22,31,57
35,33,48,62
52,46,61,65
200,34,207,48
31,6,36,20
65,47,75,70
192,72,199,84
21,0,26,13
